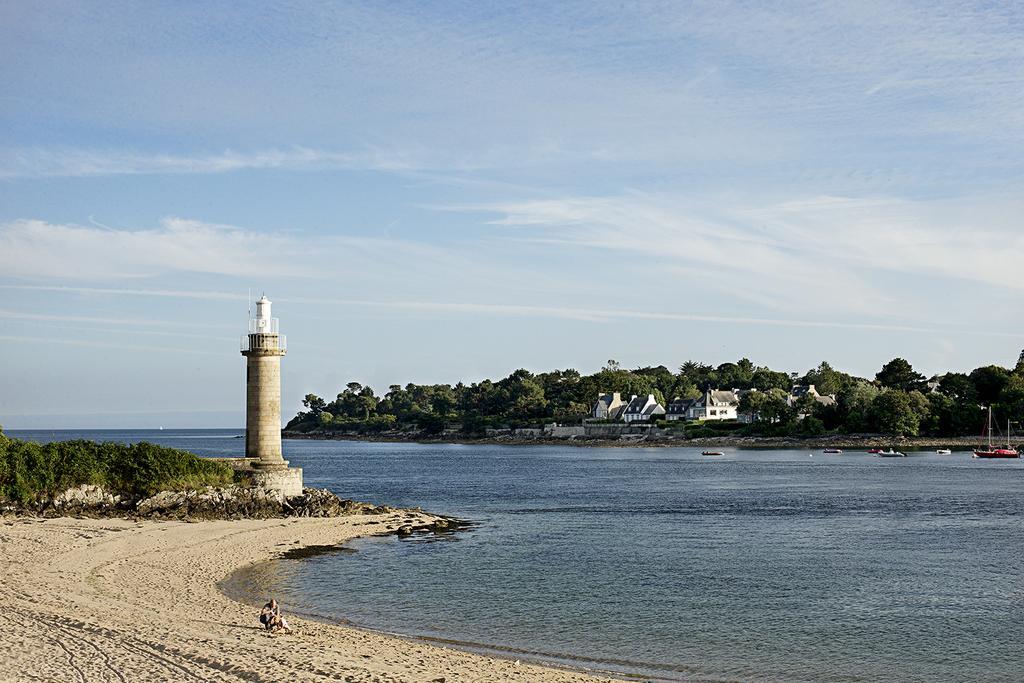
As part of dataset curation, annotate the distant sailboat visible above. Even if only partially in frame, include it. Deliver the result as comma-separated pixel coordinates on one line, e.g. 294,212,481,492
973,407,1019,458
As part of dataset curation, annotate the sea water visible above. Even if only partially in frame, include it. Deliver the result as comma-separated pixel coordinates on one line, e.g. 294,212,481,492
14,431,1024,682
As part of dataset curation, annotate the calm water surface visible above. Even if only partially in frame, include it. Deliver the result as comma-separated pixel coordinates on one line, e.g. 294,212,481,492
13,430,1024,682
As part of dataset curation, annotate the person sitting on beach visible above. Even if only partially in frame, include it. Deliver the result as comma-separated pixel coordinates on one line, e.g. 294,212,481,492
273,614,291,633
259,598,291,634
260,599,280,631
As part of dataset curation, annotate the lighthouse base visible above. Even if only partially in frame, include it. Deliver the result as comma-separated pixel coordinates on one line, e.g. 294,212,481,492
250,466,304,500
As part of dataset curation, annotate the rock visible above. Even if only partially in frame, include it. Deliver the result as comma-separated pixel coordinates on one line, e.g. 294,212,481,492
134,486,285,520
136,490,188,515
280,488,393,518
50,484,119,511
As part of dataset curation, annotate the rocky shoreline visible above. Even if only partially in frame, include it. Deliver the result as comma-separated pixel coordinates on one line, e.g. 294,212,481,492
0,483,465,532
283,431,989,450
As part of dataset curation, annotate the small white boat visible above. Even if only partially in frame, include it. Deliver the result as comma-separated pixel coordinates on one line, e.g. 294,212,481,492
701,451,724,456
877,448,906,457
935,448,952,455
822,448,843,454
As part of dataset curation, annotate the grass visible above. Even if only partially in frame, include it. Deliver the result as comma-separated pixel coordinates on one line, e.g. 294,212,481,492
0,429,234,504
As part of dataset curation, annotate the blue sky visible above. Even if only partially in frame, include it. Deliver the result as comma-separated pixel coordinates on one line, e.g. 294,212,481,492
1,1,1022,428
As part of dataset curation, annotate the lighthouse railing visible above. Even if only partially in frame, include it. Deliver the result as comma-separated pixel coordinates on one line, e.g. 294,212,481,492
240,334,287,353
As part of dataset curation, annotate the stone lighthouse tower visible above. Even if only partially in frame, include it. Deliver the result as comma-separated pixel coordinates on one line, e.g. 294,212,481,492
241,295,302,497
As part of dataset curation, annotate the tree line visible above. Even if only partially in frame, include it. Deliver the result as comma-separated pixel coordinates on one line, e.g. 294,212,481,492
286,353,1024,438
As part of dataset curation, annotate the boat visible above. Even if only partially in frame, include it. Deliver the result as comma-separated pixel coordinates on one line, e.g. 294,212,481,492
935,448,952,455
877,449,906,457
867,448,882,454
701,451,724,456
973,407,1019,459
822,448,843,454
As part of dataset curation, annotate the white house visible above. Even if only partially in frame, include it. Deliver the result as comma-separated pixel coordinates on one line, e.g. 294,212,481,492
592,392,628,420
688,389,740,421
621,394,666,423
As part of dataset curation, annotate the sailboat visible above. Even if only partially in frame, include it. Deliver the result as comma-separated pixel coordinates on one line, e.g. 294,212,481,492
973,407,1019,459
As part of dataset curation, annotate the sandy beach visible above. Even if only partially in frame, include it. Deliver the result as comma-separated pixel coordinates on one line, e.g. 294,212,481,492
0,512,613,683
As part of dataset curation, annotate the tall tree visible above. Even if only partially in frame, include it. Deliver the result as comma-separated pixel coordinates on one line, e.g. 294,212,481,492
751,367,792,392
876,358,926,392
996,374,1024,429
715,361,754,389
937,373,976,401
871,390,920,436
837,381,880,433
969,365,1010,406
801,361,850,395
302,394,326,416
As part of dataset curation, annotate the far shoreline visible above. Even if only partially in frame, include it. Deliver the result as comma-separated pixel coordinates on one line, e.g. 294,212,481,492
283,431,990,451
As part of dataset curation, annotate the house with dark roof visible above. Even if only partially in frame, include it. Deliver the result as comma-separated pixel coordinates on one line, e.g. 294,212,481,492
787,384,837,408
621,394,666,423
688,389,740,421
591,392,628,420
666,397,699,421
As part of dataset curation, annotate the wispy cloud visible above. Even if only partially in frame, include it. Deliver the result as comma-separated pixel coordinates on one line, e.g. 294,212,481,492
1,3,1020,195
446,193,891,315
0,284,245,301
3,283,1017,340
0,146,427,180
0,308,232,329
744,194,1024,293
451,190,1024,317
0,216,575,304
0,334,224,356
0,218,314,279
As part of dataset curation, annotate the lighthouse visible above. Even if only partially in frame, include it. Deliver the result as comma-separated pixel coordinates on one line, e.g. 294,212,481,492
241,295,302,497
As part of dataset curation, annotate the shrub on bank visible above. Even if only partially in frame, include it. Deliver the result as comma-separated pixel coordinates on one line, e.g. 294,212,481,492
0,429,233,504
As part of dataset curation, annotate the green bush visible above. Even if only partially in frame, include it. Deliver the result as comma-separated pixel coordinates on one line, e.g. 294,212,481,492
0,430,233,504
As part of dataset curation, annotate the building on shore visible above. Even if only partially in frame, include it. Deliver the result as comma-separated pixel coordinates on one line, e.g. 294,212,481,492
684,390,740,421
622,394,666,423
787,384,837,408
241,295,303,498
666,397,698,421
592,392,628,420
